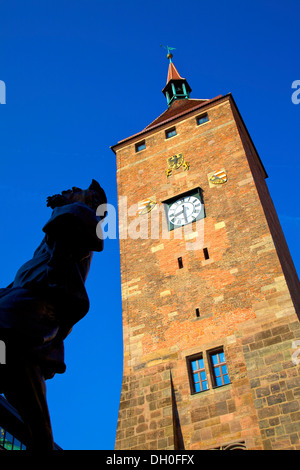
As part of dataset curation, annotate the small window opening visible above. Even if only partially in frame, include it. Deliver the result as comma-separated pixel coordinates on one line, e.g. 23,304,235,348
196,308,200,318
196,113,209,126
178,257,183,269
175,84,183,95
165,127,177,139
135,141,146,152
203,248,209,260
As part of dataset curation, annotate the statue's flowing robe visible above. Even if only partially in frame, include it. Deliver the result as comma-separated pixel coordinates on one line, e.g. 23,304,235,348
0,202,103,380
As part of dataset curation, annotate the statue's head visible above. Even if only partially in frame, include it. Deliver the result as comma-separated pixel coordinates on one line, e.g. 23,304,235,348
47,179,107,218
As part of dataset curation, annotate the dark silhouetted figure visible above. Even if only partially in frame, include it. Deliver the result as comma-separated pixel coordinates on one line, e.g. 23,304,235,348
0,180,107,450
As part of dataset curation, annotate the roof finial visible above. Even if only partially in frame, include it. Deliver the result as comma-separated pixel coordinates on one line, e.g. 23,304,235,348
160,44,176,62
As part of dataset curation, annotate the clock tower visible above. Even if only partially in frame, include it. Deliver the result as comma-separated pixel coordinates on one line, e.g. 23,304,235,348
111,54,300,450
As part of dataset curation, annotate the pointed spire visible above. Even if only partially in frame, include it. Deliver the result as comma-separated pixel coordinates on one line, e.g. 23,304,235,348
161,46,192,107
166,61,184,83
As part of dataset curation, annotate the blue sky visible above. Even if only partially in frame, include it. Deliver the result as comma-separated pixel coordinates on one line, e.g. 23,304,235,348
0,0,299,450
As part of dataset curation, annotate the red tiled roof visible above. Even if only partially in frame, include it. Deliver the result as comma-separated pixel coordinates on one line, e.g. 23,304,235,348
111,95,224,152
144,97,220,130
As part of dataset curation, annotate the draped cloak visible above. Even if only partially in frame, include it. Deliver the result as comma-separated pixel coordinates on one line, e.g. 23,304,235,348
0,202,103,380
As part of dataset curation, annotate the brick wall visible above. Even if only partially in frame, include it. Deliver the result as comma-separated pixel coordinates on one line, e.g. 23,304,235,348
113,95,300,450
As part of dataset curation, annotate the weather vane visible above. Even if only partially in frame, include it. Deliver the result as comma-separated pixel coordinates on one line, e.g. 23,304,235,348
160,44,176,62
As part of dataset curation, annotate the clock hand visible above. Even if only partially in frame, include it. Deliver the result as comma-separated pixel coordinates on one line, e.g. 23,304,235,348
175,207,185,216
174,205,189,222
183,204,189,222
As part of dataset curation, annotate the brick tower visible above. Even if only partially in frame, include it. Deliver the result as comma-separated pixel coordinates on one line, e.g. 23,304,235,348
111,52,300,450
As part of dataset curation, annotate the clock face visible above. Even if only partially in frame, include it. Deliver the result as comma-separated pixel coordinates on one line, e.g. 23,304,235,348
167,195,202,227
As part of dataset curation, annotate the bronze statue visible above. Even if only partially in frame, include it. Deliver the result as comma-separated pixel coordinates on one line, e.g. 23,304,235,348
0,180,107,450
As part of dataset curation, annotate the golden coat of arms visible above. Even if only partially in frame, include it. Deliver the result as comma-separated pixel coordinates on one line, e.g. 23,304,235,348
209,169,228,185
138,198,157,215
165,153,190,177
